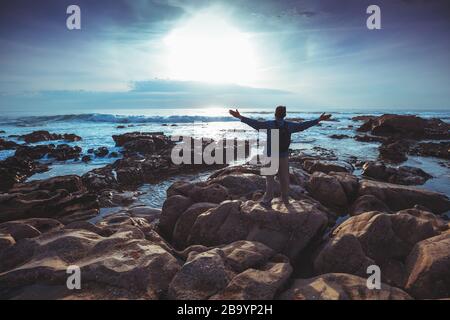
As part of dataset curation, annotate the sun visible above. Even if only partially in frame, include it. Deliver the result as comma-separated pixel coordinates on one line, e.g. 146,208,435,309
163,11,259,84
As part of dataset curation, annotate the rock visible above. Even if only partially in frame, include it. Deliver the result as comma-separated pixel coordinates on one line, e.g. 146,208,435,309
210,260,292,300
357,114,450,140
354,134,387,143
113,132,170,155
362,161,432,185
168,240,292,300
172,202,217,249
279,273,412,300
81,155,91,163
329,134,350,139
167,181,229,204
352,115,377,122
358,179,450,214
94,147,109,157
159,195,193,240
313,210,446,289
378,140,409,163
82,165,119,191
349,195,391,216
15,144,54,159
109,151,119,158
404,230,450,299
185,199,329,261
49,144,82,161
0,175,99,224
306,172,358,208
302,160,353,174
0,138,19,150
0,226,180,299
0,218,63,241
19,130,81,143
410,141,450,160
0,156,48,192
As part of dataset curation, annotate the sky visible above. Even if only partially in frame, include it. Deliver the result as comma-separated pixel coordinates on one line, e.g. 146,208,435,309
0,0,449,113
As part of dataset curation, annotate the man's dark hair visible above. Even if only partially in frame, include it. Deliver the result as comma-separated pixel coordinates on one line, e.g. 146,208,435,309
275,106,286,119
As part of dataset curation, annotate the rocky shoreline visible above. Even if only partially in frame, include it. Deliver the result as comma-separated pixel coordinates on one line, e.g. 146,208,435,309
0,114,449,300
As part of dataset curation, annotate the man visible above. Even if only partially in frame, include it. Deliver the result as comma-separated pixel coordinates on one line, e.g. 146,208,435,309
229,106,331,206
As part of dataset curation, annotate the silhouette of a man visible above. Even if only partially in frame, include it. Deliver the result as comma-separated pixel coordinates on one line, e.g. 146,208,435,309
229,106,331,206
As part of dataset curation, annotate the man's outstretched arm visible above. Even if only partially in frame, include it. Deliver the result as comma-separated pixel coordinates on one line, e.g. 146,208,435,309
229,109,271,130
290,112,332,133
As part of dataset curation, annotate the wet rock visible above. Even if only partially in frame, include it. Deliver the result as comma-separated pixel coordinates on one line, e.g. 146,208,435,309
352,115,377,122
0,226,180,299
0,156,49,192
358,179,450,214
329,134,350,139
94,146,109,158
48,144,82,161
410,141,450,160
20,130,81,143
357,114,450,140
378,140,409,163
0,138,19,150
354,135,387,143
113,132,170,155
15,144,55,159
81,155,91,163
279,273,412,300
362,161,432,185
168,240,292,300
404,230,450,299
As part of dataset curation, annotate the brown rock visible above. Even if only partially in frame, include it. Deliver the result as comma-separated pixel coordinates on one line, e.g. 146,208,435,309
279,273,412,300
358,179,450,214
404,230,450,299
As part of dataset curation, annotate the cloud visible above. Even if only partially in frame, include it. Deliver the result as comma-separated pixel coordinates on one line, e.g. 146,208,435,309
0,80,292,112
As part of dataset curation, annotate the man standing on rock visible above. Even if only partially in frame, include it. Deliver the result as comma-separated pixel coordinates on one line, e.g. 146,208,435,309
229,106,331,206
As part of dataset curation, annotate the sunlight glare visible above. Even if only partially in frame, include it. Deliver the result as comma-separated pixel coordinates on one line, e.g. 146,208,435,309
164,11,259,84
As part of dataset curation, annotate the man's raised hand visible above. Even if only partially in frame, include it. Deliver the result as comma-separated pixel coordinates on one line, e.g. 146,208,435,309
319,112,332,122
229,109,242,120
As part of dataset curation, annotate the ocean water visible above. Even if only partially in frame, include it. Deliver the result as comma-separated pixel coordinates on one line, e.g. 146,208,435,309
0,108,449,207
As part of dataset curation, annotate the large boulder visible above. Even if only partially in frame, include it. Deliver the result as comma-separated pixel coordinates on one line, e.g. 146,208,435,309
182,199,329,261
168,240,292,300
358,179,450,214
404,230,450,299
279,273,412,300
313,210,448,290
362,161,432,185
306,172,358,208
349,195,391,216
0,224,180,299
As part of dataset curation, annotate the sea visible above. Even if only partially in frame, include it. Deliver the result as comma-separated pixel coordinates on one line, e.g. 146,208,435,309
0,108,449,208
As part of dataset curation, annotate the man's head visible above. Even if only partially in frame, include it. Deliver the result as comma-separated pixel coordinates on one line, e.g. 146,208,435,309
275,106,286,119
